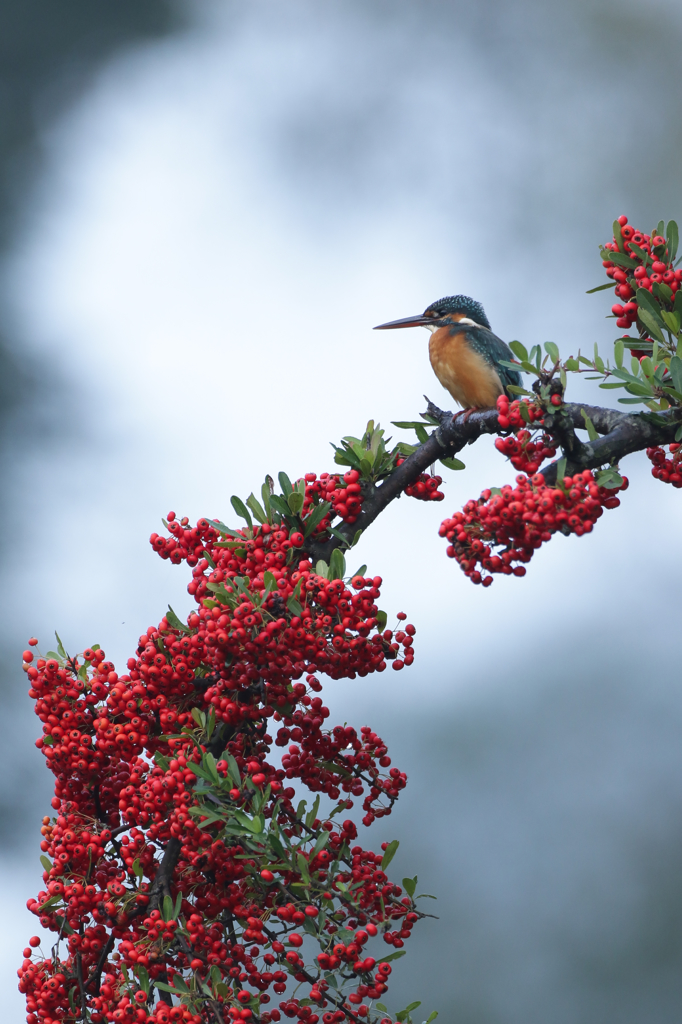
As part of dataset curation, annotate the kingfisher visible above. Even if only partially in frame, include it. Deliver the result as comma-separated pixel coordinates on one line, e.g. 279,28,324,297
374,294,522,416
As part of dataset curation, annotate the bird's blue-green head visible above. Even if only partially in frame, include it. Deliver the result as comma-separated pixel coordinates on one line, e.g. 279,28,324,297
374,294,491,332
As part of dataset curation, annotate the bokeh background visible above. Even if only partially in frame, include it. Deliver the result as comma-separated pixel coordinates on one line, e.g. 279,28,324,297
3,1,682,1021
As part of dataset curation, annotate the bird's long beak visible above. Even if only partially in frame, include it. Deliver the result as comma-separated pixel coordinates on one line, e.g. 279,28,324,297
373,314,433,330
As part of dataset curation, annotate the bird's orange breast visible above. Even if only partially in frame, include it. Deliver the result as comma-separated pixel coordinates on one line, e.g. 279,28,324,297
428,327,503,409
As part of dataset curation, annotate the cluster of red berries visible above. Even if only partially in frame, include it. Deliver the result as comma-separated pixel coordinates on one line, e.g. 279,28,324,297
20,484,422,1024
496,395,547,431
439,470,628,585
604,215,682,329
395,459,444,501
646,443,682,486
301,470,363,531
494,430,557,476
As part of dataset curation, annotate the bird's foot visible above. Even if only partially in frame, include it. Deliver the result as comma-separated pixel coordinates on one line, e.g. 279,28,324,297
452,408,476,425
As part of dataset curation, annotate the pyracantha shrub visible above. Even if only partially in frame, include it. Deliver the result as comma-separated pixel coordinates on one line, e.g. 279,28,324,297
20,216,682,1024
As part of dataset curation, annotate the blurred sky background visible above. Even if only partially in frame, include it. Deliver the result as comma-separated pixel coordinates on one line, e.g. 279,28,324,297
3,1,682,1021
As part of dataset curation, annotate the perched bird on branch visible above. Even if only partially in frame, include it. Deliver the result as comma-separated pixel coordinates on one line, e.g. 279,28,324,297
374,294,522,417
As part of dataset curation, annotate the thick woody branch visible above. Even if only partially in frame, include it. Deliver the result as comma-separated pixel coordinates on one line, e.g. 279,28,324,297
540,404,682,482
147,837,181,914
305,400,682,562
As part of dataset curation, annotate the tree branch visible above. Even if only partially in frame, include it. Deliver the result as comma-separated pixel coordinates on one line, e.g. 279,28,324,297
305,400,682,562
147,837,182,914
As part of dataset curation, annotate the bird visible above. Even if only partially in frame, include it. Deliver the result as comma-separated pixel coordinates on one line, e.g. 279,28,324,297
374,294,522,418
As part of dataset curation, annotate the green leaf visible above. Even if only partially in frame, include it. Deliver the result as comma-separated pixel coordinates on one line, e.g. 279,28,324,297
205,518,240,538
315,560,329,579
402,876,418,898
662,310,681,335
263,571,277,594
556,456,567,485
37,894,61,911
186,762,213,784
134,964,150,995
580,409,598,441
500,358,535,374
40,855,52,872
287,596,303,616
625,381,654,397
246,493,268,525
55,632,67,659
586,281,616,294
132,858,143,878
303,914,318,937
667,220,679,263
620,338,652,352
329,548,346,580
206,582,235,605
614,340,624,368
604,250,637,269
381,839,399,871
637,308,666,345
377,950,407,965
544,341,560,364
230,496,252,528
351,564,368,579
311,830,330,859
223,753,241,789
306,795,321,828
167,974,190,994
508,340,528,361
661,387,682,402
439,456,465,471
609,366,644,384
261,478,274,520
405,1003,422,1014
303,500,332,538
670,356,682,394
269,494,295,520
613,219,624,253
392,421,433,430
395,441,418,458
166,605,191,634
204,752,220,785
426,1012,439,1023
414,423,429,444
278,472,293,497
375,609,388,630
287,491,305,515
162,894,173,922
54,913,74,936
595,467,624,489
296,852,311,884
376,1004,388,1013
635,287,663,318
505,385,532,396
565,358,579,371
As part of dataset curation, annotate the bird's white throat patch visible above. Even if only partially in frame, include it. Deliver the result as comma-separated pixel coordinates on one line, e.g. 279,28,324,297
422,316,479,333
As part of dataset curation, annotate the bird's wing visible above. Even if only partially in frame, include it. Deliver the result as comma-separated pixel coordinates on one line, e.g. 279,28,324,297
466,327,522,394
